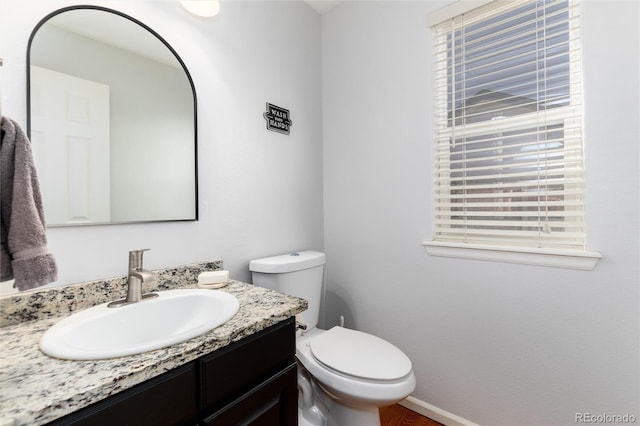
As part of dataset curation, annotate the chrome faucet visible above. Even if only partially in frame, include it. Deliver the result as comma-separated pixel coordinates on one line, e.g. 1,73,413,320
108,249,159,308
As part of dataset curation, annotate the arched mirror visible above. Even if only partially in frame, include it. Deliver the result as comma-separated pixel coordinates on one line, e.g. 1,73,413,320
27,6,198,226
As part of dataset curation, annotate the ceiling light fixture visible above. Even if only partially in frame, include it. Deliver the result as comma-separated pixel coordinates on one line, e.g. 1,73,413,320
179,0,221,17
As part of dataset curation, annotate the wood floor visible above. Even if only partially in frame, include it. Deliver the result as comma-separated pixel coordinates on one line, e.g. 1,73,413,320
380,404,444,426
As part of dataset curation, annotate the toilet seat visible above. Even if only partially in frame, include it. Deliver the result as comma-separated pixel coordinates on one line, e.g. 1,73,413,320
309,326,412,381
296,327,416,407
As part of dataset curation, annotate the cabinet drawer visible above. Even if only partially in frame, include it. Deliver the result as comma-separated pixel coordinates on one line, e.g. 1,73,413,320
202,362,297,426
200,317,295,413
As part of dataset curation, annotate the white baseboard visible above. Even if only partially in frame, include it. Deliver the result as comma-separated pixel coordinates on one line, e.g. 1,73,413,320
399,396,479,426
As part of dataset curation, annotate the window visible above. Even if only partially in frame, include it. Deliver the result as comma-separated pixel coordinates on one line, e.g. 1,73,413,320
424,0,601,269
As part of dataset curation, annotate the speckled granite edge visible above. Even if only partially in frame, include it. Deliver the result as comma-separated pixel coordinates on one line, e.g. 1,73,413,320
0,261,223,326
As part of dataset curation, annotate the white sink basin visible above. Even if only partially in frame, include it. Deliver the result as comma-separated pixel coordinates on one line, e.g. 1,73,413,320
39,289,239,360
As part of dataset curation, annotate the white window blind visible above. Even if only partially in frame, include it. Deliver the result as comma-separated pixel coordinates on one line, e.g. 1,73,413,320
432,0,585,250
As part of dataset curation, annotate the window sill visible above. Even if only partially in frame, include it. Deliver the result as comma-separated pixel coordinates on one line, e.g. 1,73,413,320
422,241,602,270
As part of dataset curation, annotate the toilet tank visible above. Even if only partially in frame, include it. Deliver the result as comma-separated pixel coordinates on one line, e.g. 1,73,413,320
249,251,325,330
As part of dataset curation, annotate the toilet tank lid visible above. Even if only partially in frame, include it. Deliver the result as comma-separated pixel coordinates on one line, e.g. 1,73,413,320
249,251,326,273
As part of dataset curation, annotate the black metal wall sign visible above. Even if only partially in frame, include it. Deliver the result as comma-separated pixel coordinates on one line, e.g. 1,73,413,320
263,103,292,135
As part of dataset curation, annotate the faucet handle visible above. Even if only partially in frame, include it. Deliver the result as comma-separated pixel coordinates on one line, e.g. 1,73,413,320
129,248,151,269
130,248,151,254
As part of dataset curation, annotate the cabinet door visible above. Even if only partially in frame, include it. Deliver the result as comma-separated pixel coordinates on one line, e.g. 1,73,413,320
202,362,297,426
47,362,197,426
200,318,295,413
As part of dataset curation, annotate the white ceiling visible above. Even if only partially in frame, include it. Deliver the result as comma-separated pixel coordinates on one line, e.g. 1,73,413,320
48,10,181,68
47,1,343,66
303,0,343,15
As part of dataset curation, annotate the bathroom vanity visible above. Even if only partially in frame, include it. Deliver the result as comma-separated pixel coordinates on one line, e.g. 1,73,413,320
0,262,307,426
49,318,297,425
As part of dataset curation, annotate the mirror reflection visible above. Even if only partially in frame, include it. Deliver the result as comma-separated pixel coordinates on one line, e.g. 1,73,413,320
28,6,198,226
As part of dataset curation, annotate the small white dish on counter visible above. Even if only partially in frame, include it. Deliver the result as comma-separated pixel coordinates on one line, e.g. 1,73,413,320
39,289,239,360
197,270,229,288
198,282,229,289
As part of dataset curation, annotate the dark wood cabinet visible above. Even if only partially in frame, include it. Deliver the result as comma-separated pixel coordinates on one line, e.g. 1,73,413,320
47,318,297,426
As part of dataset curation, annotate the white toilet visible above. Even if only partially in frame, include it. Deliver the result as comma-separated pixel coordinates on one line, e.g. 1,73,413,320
249,251,416,426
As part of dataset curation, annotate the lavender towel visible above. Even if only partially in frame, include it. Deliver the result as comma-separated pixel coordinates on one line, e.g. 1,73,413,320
1,116,58,291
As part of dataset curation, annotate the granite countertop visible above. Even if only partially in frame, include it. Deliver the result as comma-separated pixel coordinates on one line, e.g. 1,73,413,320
0,264,307,426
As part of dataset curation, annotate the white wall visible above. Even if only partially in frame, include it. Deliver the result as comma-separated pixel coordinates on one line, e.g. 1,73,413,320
322,1,638,425
0,0,323,289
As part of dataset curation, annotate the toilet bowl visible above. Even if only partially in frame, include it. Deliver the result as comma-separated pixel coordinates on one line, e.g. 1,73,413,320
297,327,416,425
249,251,416,426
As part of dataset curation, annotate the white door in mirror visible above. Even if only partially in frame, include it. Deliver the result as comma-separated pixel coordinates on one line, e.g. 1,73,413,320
39,289,239,360
31,65,111,225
